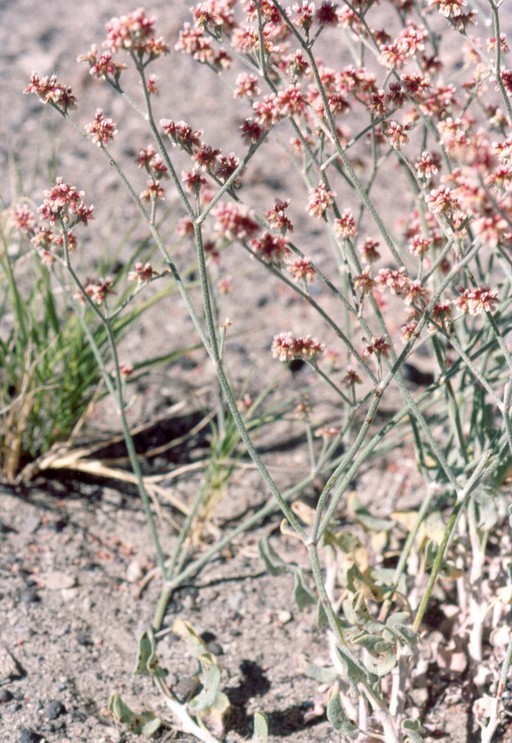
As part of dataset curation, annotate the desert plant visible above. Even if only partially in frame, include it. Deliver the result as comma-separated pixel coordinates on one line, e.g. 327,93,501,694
22,0,512,740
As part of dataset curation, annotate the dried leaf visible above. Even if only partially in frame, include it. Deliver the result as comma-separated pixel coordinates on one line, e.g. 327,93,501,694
172,619,208,657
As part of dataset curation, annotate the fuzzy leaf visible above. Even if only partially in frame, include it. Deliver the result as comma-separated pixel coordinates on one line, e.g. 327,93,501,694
335,646,372,685
316,599,328,627
331,531,360,553
133,629,164,678
293,570,316,609
202,689,230,736
141,718,164,737
386,614,418,648
252,711,269,742
259,537,289,576
356,511,395,532
299,654,338,683
402,718,425,742
347,491,395,532
421,511,446,545
172,619,208,657
475,487,499,531
109,692,136,727
133,631,153,676
108,692,162,737
354,635,397,676
326,683,359,737
189,654,222,713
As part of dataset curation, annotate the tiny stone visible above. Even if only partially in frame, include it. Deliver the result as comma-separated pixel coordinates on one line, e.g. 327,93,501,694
180,586,199,599
19,513,41,535
126,559,144,583
226,591,243,612
277,610,292,625
19,729,43,743
207,641,224,656
51,517,68,533
76,632,92,647
182,595,195,609
47,699,67,720
40,572,77,590
101,726,123,743
20,588,40,604
61,588,79,602
0,688,13,702
0,644,25,682
102,488,124,507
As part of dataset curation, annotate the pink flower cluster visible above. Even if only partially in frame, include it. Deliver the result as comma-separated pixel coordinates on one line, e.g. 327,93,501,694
38,178,94,226
77,8,168,84
454,287,499,316
104,8,169,57
161,119,241,184
128,262,158,288
84,276,114,305
272,332,325,362
85,109,118,146
24,74,76,113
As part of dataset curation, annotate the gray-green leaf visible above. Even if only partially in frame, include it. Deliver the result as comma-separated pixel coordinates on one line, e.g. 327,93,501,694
293,570,317,609
326,683,359,737
299,654,338,683
189,654,222,713
259,537,289,576
252,711,268,742
403,718,425,742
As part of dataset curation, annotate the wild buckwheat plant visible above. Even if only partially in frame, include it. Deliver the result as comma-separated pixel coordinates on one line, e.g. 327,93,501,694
22,1,512,740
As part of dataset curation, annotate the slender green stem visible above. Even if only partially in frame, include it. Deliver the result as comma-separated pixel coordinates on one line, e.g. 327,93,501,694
412,448,494,632
193,225,307,537
62,235,168,579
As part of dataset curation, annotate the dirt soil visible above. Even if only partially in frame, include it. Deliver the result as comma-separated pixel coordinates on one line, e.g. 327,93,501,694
1,2,511,743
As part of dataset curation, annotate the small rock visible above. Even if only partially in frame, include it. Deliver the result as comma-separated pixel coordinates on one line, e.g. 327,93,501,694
0,644,25,682
0,688,13,702
126,559,144,583
277,610,293,625
100,726,123,743
102,488,124,507
61,587,79,602
19,512,41,535
40,572,77,590
207,641,224,656
76,632,92,647
51,517,68,533
47,699,67,720
226,590,243,612
20,588,40,605
19,729,43,743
